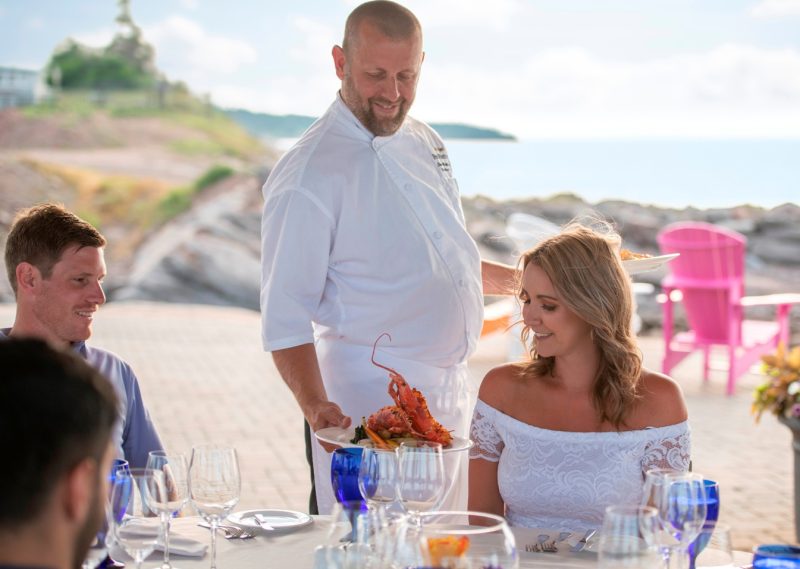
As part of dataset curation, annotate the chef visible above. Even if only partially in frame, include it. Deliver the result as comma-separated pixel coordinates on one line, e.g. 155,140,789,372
259,0,515,514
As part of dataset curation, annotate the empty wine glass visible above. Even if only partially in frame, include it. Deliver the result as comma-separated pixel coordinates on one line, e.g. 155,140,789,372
396,441,445,527
662,473,708,569
107,468,164,569
598,505,661,569
189,445,240,569
642,468,682,564
358,446,399,510
147,451,189,569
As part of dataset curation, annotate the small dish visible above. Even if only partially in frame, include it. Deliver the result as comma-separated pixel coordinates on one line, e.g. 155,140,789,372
227,509,313,535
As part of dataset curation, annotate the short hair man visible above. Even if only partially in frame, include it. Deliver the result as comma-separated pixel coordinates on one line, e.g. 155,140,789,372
260,1,515,513
0,338,119,569
3,202,164,468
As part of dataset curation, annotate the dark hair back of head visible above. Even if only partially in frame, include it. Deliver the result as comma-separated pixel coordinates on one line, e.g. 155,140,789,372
343,0,421,54
0,338,118,526
4,203,106,296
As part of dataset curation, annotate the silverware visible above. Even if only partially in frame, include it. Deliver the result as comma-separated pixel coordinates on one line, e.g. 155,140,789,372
197,521,254,539
570,529,597,553
253,514,275,531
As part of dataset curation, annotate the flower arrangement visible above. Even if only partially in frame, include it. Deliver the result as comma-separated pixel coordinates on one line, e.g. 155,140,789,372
752,344,800,422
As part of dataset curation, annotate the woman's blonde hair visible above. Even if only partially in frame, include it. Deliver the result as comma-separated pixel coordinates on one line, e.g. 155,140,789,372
518,220,642,428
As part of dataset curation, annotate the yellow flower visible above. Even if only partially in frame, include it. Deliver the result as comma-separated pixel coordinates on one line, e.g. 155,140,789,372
753,343,800,421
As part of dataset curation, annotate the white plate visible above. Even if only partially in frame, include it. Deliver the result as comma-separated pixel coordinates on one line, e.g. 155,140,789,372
227,509,313,534
314,427,473,454
622,253,679,274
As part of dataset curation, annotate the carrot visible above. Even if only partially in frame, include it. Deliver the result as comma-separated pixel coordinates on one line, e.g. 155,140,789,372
364,426,391,450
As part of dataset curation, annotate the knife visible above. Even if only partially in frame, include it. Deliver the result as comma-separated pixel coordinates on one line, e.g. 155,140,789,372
570,529,596,553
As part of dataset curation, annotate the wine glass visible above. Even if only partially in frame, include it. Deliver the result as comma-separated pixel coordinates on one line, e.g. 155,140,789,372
146,451,189,569
89,458,130,569
358,446,399,510
642,468,682,564
107,468,164,569
189,445,241,569
396,441,445,527
662,473,708,569
598,505,661,569
688,479,720,569
331,447,366,542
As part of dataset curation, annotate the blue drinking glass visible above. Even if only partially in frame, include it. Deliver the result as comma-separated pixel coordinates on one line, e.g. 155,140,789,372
688,479,720,569
330,447,366,542
753,544,800,568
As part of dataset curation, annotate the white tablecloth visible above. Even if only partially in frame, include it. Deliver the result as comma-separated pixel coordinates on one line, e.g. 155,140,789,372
126,516,752,569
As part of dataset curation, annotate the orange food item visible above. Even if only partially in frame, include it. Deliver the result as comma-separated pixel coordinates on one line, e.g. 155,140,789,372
620,248,653,261
426,535,470,566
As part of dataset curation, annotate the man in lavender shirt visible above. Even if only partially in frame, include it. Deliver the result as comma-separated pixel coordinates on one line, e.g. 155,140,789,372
2,203,163,468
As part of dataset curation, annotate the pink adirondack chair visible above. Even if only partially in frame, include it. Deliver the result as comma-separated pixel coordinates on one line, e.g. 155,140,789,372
657,221,800,395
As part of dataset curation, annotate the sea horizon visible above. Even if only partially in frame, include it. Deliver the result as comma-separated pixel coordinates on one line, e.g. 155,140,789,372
269,137,799,211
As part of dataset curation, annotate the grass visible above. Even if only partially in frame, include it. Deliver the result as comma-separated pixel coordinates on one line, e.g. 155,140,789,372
155,164,234,222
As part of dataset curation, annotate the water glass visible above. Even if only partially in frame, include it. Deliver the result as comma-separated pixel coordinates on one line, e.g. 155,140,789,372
189,445,241,569
662,472,708,567
693,524,733,568
146,451,189,569
753,544,800,568
598,505,661,569
688,480,720,569
107,468,164,569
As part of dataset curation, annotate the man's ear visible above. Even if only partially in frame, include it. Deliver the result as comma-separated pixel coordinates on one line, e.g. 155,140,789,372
15,262,40,293
62,458,96,524
332,45,346,80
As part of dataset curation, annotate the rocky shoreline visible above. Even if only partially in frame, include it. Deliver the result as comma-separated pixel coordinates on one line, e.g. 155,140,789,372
1,170,798,339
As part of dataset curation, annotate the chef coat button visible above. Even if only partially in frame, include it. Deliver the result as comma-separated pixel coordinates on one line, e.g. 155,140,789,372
433,231,443,239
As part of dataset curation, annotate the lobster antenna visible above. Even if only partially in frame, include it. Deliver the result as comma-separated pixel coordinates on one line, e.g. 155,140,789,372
371,332,398,374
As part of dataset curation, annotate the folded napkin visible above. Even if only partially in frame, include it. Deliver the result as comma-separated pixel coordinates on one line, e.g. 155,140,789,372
512,527,595,555
116,519,207,558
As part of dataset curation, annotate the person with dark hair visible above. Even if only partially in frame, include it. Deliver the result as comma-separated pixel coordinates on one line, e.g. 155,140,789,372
3,202,164,469
260,0,515,514
0,338,119,569
468,222,690,531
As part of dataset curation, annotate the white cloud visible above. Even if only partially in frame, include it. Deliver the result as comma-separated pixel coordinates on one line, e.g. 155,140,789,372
288,16,339,66
416,44,800,138
179,0,199,9
404,0,522,31
27,17,45,30
751,0,800,17
143,16,258,75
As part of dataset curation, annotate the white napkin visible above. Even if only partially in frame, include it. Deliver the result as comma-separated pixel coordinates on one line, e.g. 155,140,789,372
512,527,584,555
117,519,207,558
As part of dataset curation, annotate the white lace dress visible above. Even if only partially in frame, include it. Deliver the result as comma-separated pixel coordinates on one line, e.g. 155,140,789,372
469,398,691,532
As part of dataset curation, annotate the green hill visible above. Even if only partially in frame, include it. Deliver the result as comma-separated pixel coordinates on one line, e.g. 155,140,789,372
224,108,516,141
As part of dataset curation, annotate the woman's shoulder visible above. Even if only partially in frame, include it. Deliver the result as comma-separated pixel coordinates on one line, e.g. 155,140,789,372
631,368,688,428
477,362,528,411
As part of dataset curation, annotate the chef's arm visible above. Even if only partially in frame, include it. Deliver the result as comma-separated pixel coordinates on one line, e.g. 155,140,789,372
271,343,351,449
481,259,518,296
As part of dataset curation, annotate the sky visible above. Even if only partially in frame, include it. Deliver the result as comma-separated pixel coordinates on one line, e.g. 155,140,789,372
2,0,800,140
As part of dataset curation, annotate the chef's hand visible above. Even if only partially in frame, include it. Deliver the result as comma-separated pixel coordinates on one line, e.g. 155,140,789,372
308,400,352,453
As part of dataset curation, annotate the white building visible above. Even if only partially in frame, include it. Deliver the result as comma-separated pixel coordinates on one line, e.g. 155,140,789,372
0,66,46,109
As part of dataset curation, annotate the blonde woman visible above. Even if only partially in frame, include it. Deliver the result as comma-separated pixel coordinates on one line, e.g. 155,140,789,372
468,222,690,531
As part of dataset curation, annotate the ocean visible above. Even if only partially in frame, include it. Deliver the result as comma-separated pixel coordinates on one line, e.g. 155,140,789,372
271,138,799,210
446,138,799,210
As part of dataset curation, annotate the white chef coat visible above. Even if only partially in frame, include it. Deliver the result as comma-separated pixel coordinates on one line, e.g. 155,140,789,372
260,96,484,513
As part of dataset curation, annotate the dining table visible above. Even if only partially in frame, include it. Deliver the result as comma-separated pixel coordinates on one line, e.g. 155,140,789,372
123,515,754,569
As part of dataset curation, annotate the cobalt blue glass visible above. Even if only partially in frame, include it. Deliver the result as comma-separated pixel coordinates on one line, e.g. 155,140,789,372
330,447,366,541
752,544,800,568
688,479,720,569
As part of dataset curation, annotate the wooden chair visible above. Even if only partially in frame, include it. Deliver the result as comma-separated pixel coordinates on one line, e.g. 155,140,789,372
657,221,800,395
